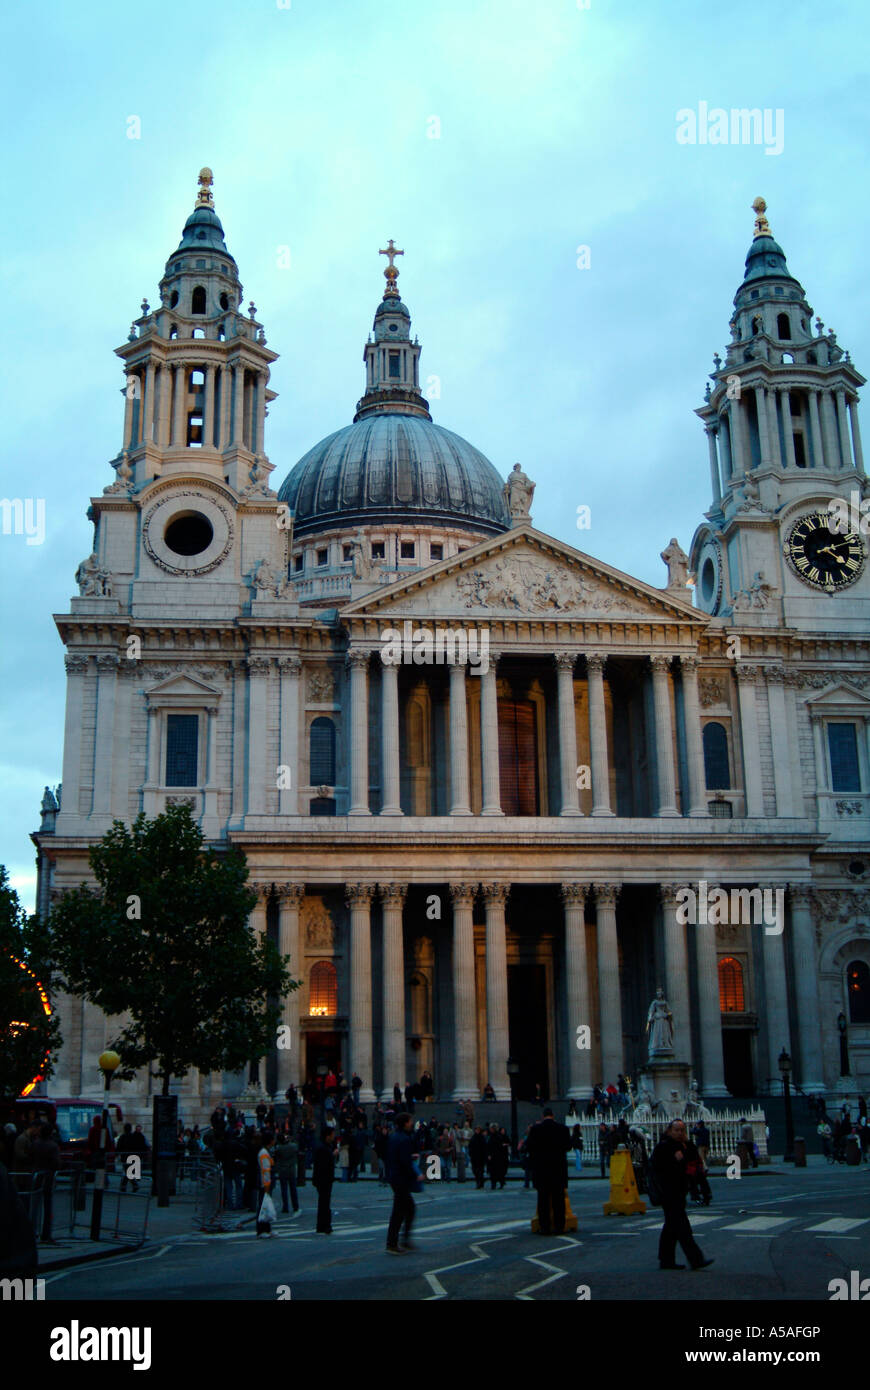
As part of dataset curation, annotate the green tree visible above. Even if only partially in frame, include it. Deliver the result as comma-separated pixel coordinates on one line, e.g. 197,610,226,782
49,805,295,1095
0,867,61,1099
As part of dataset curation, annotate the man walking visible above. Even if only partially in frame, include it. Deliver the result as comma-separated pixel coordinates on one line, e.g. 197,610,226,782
650,1119,714,1271
385,1113,417,1254
526,1108,571,1235
312,1130,337,1234
274,1129,300,1216
469,1126,487,1189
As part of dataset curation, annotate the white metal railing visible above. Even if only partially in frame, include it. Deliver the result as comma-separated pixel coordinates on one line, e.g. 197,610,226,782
570,1107,768,1162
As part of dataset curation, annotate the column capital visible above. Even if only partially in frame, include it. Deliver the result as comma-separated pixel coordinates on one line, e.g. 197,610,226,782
481,881,510,908
276,883,305,907
250,884,270,908
555,651,578,673
680,654,700,675
735,663,760,685
659,883,684,909
788,884,814,910
650,653,673,675
561,882,590,907
277,655,302,675
379,882,408,907
763,663,786,685
346,647,370,671
64,652,90,675
96,651,120,671
345,883,376,908
585,653,608,675
449,882,477,908
705,424,719,438
593,882,621,909
246,656,271,675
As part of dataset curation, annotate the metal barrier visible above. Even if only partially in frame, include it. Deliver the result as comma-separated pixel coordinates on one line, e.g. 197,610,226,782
11,1166,152,1247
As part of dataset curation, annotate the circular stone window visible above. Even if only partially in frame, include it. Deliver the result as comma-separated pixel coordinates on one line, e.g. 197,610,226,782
164,511,214,556
143,489,233,576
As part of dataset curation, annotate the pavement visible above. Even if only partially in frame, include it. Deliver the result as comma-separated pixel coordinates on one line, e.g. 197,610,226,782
37,1155,870,1300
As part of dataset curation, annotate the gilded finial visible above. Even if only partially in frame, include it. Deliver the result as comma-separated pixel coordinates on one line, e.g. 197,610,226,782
752,196,771,239
196,167,214,208
379,239,404,298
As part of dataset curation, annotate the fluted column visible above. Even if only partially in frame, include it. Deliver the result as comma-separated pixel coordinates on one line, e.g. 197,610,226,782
761,884,791,1088
246,656,269,815
821,393,840,471
218,366,231,449
660,885,692,1065
232,362,245,446
172,362,187,446
651,655,679,816
143,361,156,443
735,666,764,816
276,884,304,1091
92,653,120,817
482,882,511,1098
764,666,795,817
556,653,582,816
848,397,865,472
347,648,371,815
729,397,747,478
808,390,824,470
277,656,300,815
450,883,478,1098
779,386,797,468
705,427,722,506
346,883,376,1103
380,883,408,1099
122,373,136,449
158,363,172,449
594,884,623,1082
766,389,783,469
693,882,728,1097
255,373,266,454
754,385,771,468
204,364,216,447
719,412,734,482
789,885,825,1090
835,388,853,469
680,656,708,816
586,654,614,816
480,651,503,816
57,654,89,828
448,662,472,815
380,654,402,816
562,883,592,1097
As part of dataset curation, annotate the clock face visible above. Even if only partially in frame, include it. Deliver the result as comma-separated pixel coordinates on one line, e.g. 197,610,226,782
784,511,866,592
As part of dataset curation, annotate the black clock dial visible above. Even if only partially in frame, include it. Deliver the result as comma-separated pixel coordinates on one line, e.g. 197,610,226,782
784,511,866,591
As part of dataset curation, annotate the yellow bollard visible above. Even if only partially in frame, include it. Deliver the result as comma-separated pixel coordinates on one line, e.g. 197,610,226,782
531,1189,578,1232
603,1147,646,1216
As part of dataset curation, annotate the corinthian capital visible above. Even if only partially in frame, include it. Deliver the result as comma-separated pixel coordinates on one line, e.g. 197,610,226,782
594,883,620,910
65,653,90,674
555,652,578,673
449,882,477,909
346,648,370,671
379,882,408,907
650,654,673,675
275,883,305,908
561,882,589,908
586,653,607,676
345,882,375,908
481,882,510,908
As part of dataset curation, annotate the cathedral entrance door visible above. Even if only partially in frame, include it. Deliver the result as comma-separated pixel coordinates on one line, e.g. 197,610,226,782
507,964,549,1100
722,1029,754,1096
305,1031,343,1087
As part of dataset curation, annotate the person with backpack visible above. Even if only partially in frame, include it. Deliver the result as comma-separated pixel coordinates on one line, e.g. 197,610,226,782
649,1119,714,1272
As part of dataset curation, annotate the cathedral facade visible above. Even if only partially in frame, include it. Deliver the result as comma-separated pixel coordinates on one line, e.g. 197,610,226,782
33,175,870,1118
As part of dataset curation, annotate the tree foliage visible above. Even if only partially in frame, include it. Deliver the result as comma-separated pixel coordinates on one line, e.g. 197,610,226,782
0,867,61,1099
49,805,295,1094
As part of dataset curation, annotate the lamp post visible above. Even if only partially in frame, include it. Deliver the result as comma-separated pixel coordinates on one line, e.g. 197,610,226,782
90,1050,120,1240
837,1012,850,1077
506,1057,520,1158
317,1060,328,1137
778,1048,794,1164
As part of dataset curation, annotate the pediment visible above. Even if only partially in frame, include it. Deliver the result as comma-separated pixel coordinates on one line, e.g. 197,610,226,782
805,681,870,711
145,672,223,700
341,525,704,624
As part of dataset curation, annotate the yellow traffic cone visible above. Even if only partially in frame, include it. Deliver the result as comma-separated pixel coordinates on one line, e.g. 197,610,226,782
603,1146,646,1215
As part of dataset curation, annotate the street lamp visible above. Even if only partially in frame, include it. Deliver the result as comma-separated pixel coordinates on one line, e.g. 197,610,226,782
837,1012,850,1077
506,1057,520,1158
90,1049,121,1240
778,1048,794,1164
317,1060,328,1137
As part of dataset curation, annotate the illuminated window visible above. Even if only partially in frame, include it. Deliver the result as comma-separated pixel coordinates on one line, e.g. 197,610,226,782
718,956,745,1012
847,960,870,1024
309,960,337,1017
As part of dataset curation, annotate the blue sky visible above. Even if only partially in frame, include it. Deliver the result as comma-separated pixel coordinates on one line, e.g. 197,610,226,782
1,0,868,906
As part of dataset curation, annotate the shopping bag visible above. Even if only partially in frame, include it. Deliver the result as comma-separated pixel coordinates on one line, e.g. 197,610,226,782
260,1191,278,1223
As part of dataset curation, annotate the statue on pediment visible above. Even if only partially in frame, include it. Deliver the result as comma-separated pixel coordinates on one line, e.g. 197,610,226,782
75,552,113,598
503,463,535,526
660,537,690,590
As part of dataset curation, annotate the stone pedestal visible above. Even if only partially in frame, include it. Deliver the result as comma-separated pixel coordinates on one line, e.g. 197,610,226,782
637,1059,692,1114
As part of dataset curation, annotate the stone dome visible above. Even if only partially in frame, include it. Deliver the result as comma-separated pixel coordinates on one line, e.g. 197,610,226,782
278,412,511,538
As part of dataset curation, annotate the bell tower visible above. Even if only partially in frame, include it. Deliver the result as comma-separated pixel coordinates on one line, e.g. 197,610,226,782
690,199,869,632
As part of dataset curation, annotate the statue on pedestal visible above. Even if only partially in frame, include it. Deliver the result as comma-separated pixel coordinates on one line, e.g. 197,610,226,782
645,987,674,1058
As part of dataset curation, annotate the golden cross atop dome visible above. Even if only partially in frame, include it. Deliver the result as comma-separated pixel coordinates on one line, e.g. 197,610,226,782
196,167,214,208
752,196,771,239
379,239,404,295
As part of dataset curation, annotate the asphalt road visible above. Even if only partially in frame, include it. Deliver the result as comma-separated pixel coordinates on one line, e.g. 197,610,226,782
43,1166,870,1303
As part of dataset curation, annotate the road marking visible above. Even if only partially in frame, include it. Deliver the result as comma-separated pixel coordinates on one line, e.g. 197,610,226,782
721,1216,793,1233
462,1219,531,1233
422,1236,513,1299
805,1217,870,1233
42,1243,172,1285
515,1238,581,1301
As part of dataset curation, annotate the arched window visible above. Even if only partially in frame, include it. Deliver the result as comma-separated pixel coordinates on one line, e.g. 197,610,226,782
703,722,731,789
806,350,817,365
309,961,337,1017
170,290,179,308
498,698,539,815
847,960,870,1024
309,716,336,784
191,286,207,315
718,957,745,1012
777,313,791,340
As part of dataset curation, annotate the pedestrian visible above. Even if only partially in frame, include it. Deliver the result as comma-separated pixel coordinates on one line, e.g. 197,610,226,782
385,1113,418,1254
486,1124,509,1189
526,1108,572,1235
30,1123,59,1243
469,1126,487,1189
455,1120,471,1182
649,1120,714,1271
312,1130,337,1233
817,1115,833,1160
437,1125,455,1181
518,1125,534,1188
597,1122,610,1179
737,1118,757,1170
274,1129,300,1216
570,1124,584,1175
692,1119,710,1168
117,1122,140,1193
338,1135,351,1183
256,1133,275,1237
482,1082,496,1102
629,1127,649,1193
351,1074,362,1106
